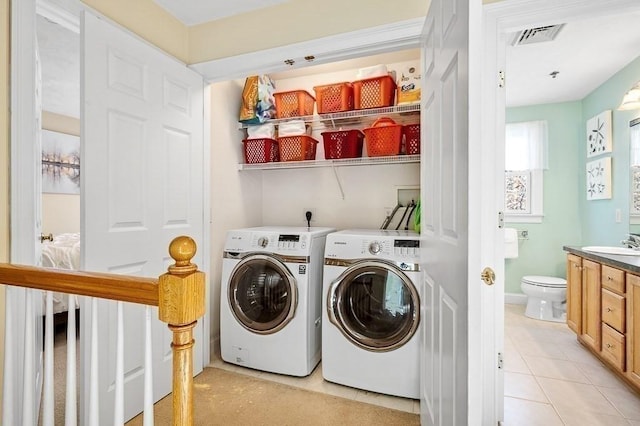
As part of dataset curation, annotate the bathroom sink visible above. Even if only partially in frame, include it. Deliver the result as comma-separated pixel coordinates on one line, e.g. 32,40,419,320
581,246,640,256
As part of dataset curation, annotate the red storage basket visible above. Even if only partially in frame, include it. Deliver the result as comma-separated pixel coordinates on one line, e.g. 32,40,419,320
313,82,354,114
242,138,279,164
321,130,364,159
353,75,397,109
273,90,315,118
277,135,318,161
403,124,421,155
363,117,403,157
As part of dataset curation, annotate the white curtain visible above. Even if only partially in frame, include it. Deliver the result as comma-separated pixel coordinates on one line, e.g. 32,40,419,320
505,120,548,170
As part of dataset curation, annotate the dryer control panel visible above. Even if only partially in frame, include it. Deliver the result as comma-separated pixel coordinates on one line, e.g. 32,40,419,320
358,238,420,260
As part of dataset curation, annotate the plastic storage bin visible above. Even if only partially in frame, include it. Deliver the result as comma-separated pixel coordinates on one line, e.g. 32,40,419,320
273,90,315,118
363,117,403,157
353,75,397,109
321,130,364,159
277,135,319,161
313,82,354,114
242,138,279,164
403,124,421,155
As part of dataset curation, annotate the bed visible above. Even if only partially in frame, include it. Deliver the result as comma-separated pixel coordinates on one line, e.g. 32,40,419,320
41,232,80,314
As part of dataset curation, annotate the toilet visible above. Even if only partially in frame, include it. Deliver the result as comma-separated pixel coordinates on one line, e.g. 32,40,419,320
521,275,567,322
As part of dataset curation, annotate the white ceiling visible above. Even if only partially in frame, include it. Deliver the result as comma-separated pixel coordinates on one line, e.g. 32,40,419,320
34,3,640,119
152,0,289,26
505,12,640,107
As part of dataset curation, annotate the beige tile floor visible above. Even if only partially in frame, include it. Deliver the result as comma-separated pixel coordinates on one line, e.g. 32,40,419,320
504,303,640,425
210,304,640,423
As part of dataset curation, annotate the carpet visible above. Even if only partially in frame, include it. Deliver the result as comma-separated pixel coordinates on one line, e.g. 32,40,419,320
126,367,420,426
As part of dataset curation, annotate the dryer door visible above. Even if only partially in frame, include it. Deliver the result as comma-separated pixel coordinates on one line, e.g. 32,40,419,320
327,259,419,352
228,253,298,334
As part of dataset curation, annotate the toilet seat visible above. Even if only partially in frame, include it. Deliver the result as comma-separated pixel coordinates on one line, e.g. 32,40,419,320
522,275,566,288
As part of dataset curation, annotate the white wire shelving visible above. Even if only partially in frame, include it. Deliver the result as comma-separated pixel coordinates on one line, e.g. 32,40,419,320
238,104,421,171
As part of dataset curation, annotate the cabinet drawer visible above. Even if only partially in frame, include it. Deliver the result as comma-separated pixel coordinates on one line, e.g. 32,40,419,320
602,288,626,333
601,323,625,372
602,265,625,293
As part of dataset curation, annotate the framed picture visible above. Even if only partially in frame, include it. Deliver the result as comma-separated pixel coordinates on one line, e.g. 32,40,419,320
41,129,80,194
586,157,612,200
586,110,613,157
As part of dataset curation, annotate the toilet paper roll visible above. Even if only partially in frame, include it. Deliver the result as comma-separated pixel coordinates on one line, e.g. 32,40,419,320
504,227,519,259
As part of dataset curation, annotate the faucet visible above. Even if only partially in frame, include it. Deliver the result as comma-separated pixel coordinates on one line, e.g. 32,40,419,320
621,234,640,249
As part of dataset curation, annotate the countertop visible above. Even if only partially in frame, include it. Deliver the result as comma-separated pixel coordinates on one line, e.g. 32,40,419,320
564,246,640,275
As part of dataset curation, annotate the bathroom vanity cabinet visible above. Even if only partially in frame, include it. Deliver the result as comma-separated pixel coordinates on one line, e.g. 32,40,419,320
563,247,640,394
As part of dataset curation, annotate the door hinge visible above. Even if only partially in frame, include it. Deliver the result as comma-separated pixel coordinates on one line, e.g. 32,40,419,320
498,211,504,229
497,352,504,369
498,70,505,88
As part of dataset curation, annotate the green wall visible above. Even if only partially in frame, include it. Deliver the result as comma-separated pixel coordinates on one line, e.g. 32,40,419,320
505,103,583,293
581,56,640,244
505,55,640,294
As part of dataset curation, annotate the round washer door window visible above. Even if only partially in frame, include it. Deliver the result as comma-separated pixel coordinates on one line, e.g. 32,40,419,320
228,254,297,334
328,260,419,352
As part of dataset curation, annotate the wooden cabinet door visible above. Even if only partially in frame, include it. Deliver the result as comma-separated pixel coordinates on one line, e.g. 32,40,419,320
566,254,583,334
628,274,640,386
582,259,601,350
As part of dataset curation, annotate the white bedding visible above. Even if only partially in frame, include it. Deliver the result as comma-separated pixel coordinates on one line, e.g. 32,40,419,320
41,232,80,314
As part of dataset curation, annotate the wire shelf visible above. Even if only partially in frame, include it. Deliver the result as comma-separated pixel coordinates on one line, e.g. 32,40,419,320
238,154,420,171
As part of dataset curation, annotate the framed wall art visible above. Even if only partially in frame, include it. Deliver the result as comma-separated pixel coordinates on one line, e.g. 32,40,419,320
586,110,613,157
586,156,612,200
41,129,80,194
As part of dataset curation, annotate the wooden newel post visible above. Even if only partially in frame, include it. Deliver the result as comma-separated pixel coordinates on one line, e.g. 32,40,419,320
158,236,205,426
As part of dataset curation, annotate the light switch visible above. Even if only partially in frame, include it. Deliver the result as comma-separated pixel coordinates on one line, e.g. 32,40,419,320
615,209,622,223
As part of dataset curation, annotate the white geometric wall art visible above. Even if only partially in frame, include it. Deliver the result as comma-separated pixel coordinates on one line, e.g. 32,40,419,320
586,110,613,157
586,157,612,200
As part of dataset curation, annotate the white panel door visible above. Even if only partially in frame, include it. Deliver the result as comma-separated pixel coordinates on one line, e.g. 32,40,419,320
420,0,489,424
81,11,205,424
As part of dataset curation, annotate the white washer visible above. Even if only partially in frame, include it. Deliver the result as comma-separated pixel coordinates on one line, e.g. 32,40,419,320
322,229,421,399
220,226,335,376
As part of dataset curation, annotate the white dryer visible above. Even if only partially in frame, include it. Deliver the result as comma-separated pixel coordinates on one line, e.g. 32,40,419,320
322,229,421,399
220,226,335,376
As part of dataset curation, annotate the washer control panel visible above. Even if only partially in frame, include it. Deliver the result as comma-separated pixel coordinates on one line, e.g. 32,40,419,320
250,233,308,252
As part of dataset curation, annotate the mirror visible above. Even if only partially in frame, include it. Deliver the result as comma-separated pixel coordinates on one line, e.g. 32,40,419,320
630,118,640,234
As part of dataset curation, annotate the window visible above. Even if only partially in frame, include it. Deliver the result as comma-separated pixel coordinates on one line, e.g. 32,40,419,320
505,120,547,223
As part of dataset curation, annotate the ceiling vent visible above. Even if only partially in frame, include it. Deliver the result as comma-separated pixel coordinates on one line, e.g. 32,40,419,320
512,24,565,46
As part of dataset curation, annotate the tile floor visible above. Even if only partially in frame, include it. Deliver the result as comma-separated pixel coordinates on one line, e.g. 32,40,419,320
210,304,640,423
504,303,640,425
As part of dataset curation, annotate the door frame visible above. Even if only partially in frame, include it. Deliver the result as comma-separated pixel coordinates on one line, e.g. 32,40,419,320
483,0,640,422
9,0,212,409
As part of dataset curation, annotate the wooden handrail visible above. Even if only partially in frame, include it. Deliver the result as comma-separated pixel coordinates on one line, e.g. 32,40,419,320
0,263,159,306
0,235,205,426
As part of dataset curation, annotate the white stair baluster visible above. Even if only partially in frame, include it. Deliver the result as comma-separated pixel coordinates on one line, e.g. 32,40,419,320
22,289,34,426
143,306,154,426
114,301,124,426
89,298,99,426
42,291,54,426
65,295,77,426
2,287,15,426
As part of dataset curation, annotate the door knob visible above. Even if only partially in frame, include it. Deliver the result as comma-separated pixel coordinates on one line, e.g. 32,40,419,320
40,233,53,243
481,267,495,286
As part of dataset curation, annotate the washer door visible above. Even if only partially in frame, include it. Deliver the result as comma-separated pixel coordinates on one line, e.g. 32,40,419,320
228,254,297,334
327,260,420,352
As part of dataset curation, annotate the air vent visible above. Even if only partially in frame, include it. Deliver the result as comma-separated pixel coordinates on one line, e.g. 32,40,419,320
512,24,565,46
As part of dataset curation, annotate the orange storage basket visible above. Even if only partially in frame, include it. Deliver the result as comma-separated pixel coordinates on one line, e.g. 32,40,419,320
274,90,315,118
242,138,279,164
353,75,397,109
277,135,318,161
403,124,421,155
363,117,403,157
321,130,364,159
313,82,354,114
